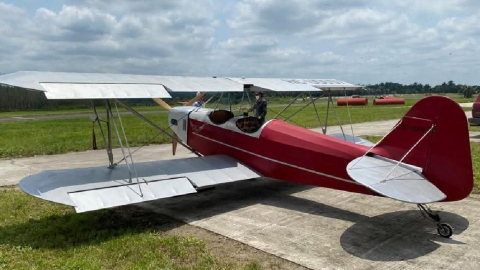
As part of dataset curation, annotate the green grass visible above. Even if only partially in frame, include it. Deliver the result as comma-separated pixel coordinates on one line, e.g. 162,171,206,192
0,93,473,159
0,113,171,158
0,189,261,270
470,143,480,194
269,103,410,128
0,103,411,158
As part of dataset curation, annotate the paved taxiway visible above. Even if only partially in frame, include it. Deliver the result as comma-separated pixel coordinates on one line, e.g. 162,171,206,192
1,115,480,269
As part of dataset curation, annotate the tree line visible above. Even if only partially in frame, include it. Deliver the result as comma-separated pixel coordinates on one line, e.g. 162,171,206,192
362,81,479,98
0,80,478,111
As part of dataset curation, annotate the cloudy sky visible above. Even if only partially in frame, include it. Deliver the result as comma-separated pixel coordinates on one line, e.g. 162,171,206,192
0,0,479,85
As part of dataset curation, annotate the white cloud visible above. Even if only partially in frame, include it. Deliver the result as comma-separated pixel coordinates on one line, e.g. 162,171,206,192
1,0,480,84
438,14,480,36
379,0,480,15
34,6,117,41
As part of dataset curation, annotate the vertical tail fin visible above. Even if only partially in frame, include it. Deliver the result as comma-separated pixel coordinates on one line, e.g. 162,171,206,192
370,96,473,201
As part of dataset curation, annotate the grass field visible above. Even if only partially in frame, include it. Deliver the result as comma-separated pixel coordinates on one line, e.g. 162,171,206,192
0,96,432,159
0,97,469,158
0,188,263,270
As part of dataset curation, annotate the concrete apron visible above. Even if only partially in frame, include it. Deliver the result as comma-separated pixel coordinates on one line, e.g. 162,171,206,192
141,179,480,270
1,114,480,269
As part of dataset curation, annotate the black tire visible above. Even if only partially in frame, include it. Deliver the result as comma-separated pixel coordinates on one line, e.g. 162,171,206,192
437,223,453,238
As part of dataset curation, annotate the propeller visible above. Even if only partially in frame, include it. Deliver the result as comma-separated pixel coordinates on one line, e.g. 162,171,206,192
172,133,179,155
153,98,171,110
152,93,205,156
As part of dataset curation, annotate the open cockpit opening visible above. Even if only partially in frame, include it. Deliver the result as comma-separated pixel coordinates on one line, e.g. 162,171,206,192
209,109,234,125
236,117,261,133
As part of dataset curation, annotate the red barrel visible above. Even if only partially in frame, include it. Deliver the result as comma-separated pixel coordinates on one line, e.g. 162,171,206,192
337,97,368,106
373,97,405,105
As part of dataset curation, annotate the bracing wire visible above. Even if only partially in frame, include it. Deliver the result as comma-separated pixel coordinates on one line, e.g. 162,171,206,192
344,89,356,142
108,101,144,197
114,101,141,185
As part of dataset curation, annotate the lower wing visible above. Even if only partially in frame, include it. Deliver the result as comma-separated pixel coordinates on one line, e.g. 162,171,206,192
20,155,260,213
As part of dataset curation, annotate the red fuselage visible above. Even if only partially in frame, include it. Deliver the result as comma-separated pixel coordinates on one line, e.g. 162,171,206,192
187,118,376,196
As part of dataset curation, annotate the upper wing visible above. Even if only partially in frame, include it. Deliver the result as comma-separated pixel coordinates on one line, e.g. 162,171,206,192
0,71,242,99
267,78,361,91
0,71,360,99
19,155,260,213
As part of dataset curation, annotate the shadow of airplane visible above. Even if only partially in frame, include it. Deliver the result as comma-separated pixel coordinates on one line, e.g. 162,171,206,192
340,210,469,261
0,177,470,260
0,178,313,249
140,178,366,223
0,203,184,250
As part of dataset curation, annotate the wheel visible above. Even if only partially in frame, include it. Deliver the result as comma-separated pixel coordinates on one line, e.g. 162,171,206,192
437,223,453,238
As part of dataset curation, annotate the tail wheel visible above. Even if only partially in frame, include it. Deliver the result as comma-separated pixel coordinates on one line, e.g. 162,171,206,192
437,223,453,238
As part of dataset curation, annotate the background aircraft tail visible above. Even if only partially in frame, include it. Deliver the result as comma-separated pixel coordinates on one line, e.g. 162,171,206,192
370,96,473,202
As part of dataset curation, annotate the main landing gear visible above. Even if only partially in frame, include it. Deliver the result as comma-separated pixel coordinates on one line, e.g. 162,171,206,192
417,204,453,238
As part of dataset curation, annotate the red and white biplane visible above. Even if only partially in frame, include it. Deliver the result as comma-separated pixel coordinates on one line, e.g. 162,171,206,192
0,71,472,238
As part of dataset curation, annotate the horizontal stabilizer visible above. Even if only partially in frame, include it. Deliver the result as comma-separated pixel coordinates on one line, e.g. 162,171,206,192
19,155,260,212
329,133,375,147
347,155,446,204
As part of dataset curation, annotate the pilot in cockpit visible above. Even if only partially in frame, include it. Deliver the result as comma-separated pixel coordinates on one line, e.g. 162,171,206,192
193,92,204,108
248,92,268,125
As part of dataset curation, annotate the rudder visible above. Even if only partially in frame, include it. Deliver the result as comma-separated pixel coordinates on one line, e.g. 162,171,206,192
370,96,473,202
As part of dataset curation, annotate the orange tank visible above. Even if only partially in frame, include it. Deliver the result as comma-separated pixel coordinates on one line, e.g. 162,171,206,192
373,97,405,105
337,97,368,106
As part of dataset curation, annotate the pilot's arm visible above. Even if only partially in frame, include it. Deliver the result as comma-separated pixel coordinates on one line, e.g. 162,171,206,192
248,103,256,112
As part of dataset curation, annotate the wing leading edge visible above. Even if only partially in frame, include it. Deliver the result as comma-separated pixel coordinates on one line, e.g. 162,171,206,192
19,155,260,213
0,71,361,99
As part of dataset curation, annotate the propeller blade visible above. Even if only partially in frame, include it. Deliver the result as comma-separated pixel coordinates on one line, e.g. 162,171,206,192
172,133,179,155
185,92,206,106
153,98,171,110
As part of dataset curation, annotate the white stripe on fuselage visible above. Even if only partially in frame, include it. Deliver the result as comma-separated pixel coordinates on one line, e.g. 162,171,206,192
193,132,359,185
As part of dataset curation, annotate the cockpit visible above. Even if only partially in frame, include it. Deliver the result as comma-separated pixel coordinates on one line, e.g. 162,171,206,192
209,110,234,125
235,116,261,133
207,109,263,134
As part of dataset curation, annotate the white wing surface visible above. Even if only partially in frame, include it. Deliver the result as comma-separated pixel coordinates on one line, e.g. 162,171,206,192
227,77,319,92
347,155,446,204
19,155,260,213
0,71,361,99
281,78,362,91
40,83,171,99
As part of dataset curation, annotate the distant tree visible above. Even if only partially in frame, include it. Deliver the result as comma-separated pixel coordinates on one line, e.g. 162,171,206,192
461,85,474,98
423,84,431,94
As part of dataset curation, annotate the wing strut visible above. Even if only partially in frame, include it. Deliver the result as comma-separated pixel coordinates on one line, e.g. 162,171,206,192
114,99,201,157
90,100,113,167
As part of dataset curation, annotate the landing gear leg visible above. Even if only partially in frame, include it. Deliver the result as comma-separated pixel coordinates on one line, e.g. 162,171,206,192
417,204,453,238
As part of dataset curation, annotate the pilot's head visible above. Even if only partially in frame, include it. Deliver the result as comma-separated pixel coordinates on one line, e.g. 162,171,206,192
196,92,204,101
255,92,264,100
